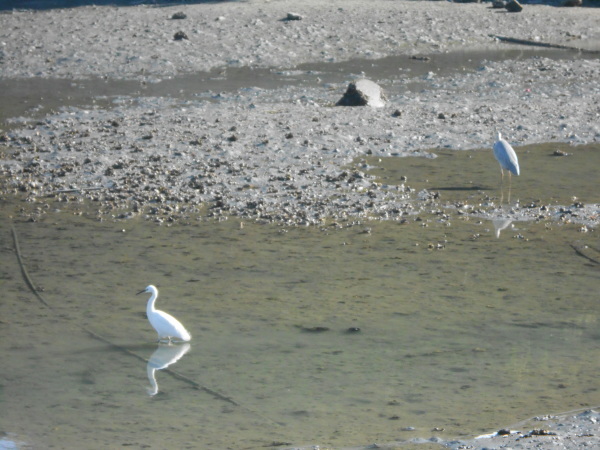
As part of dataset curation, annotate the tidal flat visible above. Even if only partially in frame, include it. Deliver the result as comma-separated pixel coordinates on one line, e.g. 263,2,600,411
0,0,599,448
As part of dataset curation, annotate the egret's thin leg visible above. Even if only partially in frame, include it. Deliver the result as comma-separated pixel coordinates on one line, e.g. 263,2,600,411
508,172,512,203
499,168,505,204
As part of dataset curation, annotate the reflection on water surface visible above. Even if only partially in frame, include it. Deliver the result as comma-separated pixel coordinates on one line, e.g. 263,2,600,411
0,202,598,448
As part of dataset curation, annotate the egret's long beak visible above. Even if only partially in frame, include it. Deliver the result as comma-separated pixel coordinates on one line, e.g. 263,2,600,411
136,289,147,295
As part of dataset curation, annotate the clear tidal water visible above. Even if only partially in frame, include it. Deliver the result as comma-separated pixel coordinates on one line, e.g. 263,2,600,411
0,188,598,448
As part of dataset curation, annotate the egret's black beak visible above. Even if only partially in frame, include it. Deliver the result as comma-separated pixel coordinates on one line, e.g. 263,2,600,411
136,289,146,295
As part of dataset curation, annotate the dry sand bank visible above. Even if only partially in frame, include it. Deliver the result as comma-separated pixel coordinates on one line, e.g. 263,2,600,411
1,3,599,220
1,0,599,80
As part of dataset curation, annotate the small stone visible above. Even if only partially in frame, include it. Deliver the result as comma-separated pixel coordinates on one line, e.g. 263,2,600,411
285,12,303,21
174,31,188,41
171,12,187,20
492,0,507,7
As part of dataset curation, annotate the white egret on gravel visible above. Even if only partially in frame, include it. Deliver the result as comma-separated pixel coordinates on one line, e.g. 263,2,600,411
493,132,520,202
137,285,191,343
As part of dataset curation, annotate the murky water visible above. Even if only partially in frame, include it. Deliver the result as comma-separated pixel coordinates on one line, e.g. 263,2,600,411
1,46,599,448
1,190,598,448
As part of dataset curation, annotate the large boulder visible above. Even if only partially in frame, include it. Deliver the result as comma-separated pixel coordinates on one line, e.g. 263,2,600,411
336,79,387,108
505,0,523,12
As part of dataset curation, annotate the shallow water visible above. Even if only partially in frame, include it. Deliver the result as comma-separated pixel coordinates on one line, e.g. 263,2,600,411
1,45,599,448
364,142,600,207
0,194,598,447
1,47,598,126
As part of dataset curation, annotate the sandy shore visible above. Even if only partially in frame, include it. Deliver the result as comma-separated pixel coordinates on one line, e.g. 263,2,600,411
1,0,599,80
0,2,599,445
1,1,599,226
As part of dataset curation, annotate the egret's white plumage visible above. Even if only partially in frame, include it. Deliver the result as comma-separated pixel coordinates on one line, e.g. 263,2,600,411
137,285,191,342
493,132,520,177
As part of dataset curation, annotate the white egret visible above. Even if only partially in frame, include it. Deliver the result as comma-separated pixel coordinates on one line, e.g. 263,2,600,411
137,285,191,343
493,132,520,202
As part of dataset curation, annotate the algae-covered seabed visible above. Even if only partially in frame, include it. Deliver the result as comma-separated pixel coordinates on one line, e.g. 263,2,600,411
0,177,598,448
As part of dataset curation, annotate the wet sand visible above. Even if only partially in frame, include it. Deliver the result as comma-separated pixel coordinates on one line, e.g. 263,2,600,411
1,1,599,227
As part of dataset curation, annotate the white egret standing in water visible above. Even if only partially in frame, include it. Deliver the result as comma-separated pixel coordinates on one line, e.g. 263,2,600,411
137,285,191,343
493,132,520,202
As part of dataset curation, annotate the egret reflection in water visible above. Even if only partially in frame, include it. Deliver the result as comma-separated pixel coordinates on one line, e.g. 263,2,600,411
492,218,513,238
146,342,191,396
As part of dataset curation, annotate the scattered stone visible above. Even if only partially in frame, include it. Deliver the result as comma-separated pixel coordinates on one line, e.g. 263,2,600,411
562,0,582,6
336,79,387,108
392,109,402,118
173,31,188,41
492,0,507,8
171,12,187,20
505,0,523,12
285,12,303,21
527,429,557,436
301,326,330,333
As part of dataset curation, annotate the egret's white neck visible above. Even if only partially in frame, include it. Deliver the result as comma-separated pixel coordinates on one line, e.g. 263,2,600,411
146,287,158,314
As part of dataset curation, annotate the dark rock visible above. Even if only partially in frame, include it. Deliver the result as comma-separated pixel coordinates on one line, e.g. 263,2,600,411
336,79,387,108
505,0,523,12
171,12,187,20
174,31,188,41
301,326,330,333
492,0,507,8
562,0,582,6
285,12,303,21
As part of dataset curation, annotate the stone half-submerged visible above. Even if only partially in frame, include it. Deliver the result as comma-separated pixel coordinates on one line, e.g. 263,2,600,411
336,79,387,108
